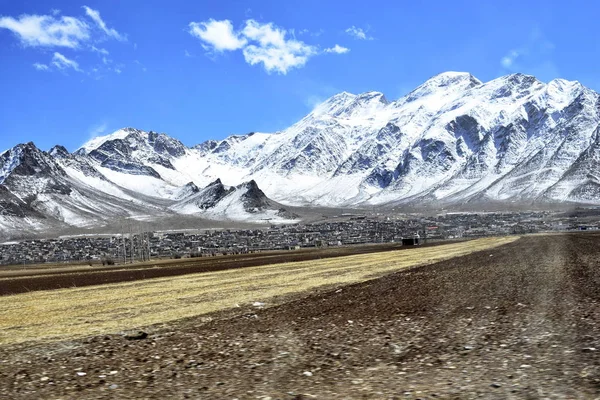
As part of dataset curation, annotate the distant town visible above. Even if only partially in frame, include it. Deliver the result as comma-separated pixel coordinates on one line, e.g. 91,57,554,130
1,209,598,266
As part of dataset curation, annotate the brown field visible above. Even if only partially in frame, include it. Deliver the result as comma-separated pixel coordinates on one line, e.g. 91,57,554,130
0,237,514,346
0,233,598,399
0,241,450,295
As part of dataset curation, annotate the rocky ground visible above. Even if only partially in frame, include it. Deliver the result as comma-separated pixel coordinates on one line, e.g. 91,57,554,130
0,233,599,399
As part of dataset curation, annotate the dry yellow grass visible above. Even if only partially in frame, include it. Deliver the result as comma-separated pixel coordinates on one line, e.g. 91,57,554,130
0,237,517,345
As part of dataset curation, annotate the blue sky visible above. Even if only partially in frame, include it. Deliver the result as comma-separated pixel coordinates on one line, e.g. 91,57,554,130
0,0,598,152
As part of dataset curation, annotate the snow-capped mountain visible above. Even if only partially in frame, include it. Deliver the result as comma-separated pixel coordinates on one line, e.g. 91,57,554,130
0,142,168,232
2,71,599,235
171,71,599,206
0,136,298,235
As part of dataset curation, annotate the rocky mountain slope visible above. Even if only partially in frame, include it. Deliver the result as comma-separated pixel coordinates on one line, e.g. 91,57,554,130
1,71,599,234
0,138,297,235
183,72,600,206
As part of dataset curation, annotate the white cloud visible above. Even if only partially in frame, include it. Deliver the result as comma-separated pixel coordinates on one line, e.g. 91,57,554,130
184,49,193,57
324,44,349,54
188,19,247,52
82,6,125,41
189,18,348,74
0,14,90,48
242,20,288,47
0,9,125,48
91,45,109,55
1,8,127,74
33,62,49,70
51,52,81,72
241,20,316,74
345,26,372,40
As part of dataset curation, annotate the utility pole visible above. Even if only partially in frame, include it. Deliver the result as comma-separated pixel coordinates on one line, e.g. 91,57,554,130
129,223,134,264
120,223,126,264
146,231,151,261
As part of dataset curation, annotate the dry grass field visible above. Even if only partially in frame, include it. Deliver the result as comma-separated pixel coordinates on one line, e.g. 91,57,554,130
0,237,516,346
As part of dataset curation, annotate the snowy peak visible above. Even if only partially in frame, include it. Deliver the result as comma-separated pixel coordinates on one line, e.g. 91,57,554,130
171,178,297,223
82,127,187,158
171,178,231,213
79,127,139,153
82,127,193,178
404,71,482,102
172,181,200,200
146,131,187,158
481,73,543,101
0,142,64,184
49,145,69,159
545,78,587,108
310,90,389,120
311,91,356,117
238,179,271,211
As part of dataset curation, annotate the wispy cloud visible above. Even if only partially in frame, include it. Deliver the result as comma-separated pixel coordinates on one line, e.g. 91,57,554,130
305,94,328,109
133,59,147,72
82,6,125,41
90,45,109,55
0,14,90,48
33,62,49,71
88,122,108,139
188,18,346,75
324,44,350,54
301,82,341,110
51,52,81,72
501,50,519,69
345,26,373,40
1,7,126,75
500,27,558,81
298,28,324,37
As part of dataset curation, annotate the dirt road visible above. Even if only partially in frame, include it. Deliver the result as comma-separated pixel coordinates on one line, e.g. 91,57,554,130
0,233,598,398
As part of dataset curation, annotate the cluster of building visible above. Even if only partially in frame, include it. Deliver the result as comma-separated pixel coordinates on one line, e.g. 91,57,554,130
0,209,597,265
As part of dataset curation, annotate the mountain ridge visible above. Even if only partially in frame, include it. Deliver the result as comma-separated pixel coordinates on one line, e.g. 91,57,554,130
1,71,600,235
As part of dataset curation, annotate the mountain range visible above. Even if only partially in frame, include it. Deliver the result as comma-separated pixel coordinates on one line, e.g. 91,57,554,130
1,71,599,236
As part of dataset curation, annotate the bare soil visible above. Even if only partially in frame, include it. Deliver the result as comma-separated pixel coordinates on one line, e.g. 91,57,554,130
0,233,598,399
